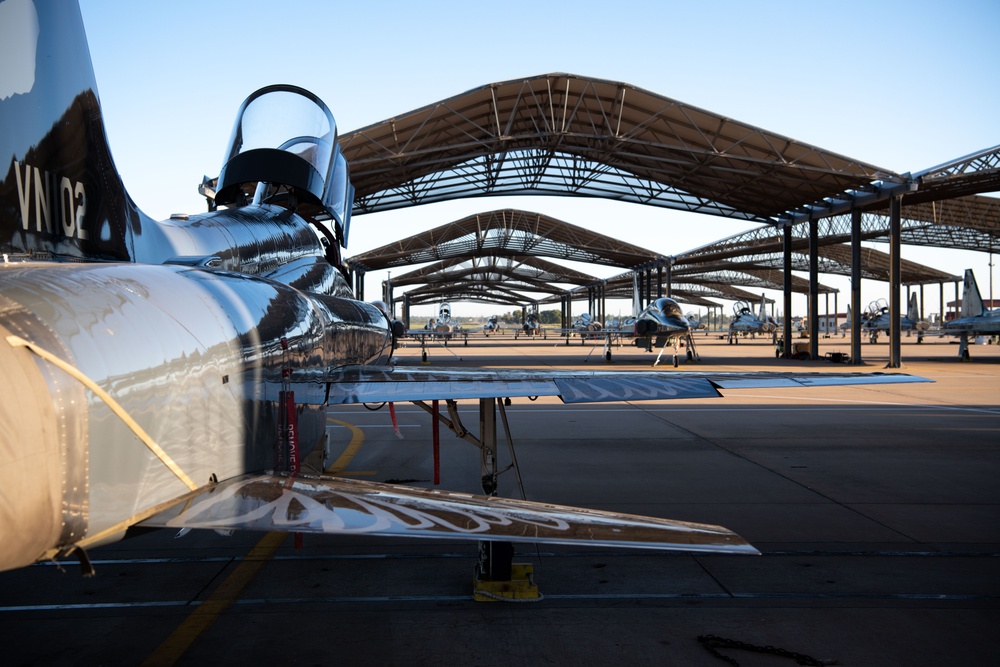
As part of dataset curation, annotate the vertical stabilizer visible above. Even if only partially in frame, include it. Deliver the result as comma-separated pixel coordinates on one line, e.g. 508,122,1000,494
757,294,768,321
0,0,144,261
632,274,641,317
960,270,984,318
907,292,920,322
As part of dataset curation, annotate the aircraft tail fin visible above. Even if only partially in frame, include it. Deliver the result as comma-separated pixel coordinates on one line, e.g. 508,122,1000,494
757,294,768,320
960,269,985,318
632,274,641,317
0,0,144,262
907,292,920,322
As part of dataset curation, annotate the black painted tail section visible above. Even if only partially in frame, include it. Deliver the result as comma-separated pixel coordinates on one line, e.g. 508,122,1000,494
0,0,144,261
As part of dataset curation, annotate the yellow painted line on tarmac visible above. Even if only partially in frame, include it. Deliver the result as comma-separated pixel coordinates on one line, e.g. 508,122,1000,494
141,531,287,667
143,417,374,665
326,417,373,475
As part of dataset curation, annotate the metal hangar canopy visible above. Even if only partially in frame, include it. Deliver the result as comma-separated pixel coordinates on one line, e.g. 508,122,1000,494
347,208,663,272
339,73,903,223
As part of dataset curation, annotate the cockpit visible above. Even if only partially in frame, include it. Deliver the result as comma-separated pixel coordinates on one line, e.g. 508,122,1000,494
214,85,353,248
654,298,683,318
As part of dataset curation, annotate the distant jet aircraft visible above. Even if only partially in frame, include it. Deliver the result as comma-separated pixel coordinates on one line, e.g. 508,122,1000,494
943,269,1000,359
728,295,778,343
521,311,541,336
574,300,695,365
572,312,603,332
860,294,929,344
435,302,460,333
631,297,700,367
562,312,604,342
685,312,707,330
0,1,930,582
839,305,854,336
483,315,502,335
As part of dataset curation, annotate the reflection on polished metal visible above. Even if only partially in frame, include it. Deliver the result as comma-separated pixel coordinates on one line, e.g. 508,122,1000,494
139,472,760,555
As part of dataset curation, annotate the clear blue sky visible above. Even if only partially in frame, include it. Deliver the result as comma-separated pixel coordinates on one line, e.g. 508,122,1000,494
78,0,999,319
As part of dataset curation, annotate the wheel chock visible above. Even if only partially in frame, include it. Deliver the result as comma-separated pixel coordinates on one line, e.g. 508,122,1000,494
473,563,541,602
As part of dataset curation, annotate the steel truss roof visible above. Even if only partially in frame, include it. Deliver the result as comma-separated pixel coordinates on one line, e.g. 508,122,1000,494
539,275,782,308
549,267,831,304
356,205,959,309
681,197,998,263
347,208,663,272
390,255,596,288
336,76,997,312
340,73,902,222
392,255,597,304
403,283,538,307
674,244,956,286
675,200,981,285
904,145,1000,204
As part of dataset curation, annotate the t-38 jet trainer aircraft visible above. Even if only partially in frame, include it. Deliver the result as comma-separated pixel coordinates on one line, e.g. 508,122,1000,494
597,297,701,366
728,294,778,343
632,297,701,367
0,0,929,589
944,269,1000,359
860,293,930,344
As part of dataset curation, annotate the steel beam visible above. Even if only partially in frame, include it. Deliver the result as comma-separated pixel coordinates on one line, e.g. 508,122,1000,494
889,196,902,368
783,224,793,358
851,208,863,364
809,219,819,359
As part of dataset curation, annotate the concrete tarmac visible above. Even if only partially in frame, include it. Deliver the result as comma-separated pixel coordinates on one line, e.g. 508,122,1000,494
2,332,998,666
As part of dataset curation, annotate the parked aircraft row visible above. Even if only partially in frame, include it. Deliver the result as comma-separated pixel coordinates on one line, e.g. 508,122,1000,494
412,278,989,363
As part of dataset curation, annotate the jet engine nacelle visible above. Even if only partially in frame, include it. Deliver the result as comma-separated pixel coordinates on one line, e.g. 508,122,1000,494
0,262,391,572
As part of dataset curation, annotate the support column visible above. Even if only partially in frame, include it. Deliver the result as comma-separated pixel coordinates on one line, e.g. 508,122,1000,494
939,282,944,326
782,223,793,358
566,297,572,345
851,208,863,364
476,399,511,582
833,291,838,335
354,270,365,300
824,292,830,338
809,218,819,359
889,196,902,368
600,283,606,325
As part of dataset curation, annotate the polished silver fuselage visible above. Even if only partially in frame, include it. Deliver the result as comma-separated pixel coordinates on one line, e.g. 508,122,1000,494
0,204,391,570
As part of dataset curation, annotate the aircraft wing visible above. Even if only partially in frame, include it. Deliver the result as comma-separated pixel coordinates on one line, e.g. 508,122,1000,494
319,366,931,405
139,472,759,554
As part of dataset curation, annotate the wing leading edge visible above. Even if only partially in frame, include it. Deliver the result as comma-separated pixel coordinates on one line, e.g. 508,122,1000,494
139,473,759,555
320,366,930,405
